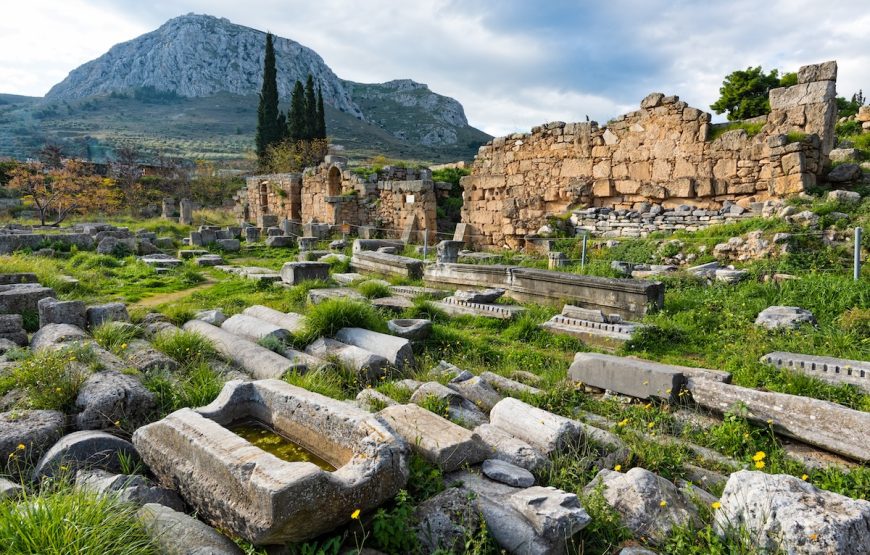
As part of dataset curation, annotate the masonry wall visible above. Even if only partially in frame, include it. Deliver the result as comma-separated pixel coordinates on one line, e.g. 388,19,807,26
460,61,838,248
240,162,437,242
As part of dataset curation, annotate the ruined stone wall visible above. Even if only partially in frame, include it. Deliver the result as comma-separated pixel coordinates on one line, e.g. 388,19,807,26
241,162,437,242
460,61,838,248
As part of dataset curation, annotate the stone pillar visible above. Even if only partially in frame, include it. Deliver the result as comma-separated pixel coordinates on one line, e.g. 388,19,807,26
359,226,377,239
179,199,193,225
244,227,260,243
548,251,568,270
161,198,174,220
436,240,464,264
298,236,318,252
281,218,292,236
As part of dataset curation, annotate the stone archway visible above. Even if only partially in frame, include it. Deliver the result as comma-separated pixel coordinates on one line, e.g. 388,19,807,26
327,166,341,197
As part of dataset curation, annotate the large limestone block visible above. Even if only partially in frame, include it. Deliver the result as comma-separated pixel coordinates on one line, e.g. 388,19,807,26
351,251,424,280
123,338,179,373
0,284,56,315
37,297,87,329
85,302,130,329
221,313,292,343
138,503,244,555
715,471,870,554
33,430,140,479
568,353,730,402
584,467,699,545
242,305,306,334
30,323,90,352
410,381,489,428
797,60,837,84
761,351,870,393
77,469,184,511
75,371,156,430
687,378,870,461
448,376,503,413
769,81,836,110
134,380,409,544
279,262,330,285
1,410,65,473
377,404,487,471
183,320,306,379
490,398,582,455
335,327,414,370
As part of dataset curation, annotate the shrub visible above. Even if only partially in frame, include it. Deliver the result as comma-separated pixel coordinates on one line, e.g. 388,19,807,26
298,299,387,345
356,280,391,299
0,483,155,555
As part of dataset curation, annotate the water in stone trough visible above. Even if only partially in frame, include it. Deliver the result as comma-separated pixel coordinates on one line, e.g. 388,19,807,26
229,419,336,471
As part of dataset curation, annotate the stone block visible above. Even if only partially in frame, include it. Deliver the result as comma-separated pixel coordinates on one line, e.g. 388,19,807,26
351,251,423,280
797,60,837,83
0,284,56,315
1,409,64,473
221,314,292,343
216,238,240,252
474,423,549,472
75,370,156,430
265,235,295,248
280,262,330,285
304,337,388,381
37,297,87,329
490,398,581,455
33,430,140,480
377,404,487,471
769,81,836,110
86,302,129,329
138,503,243,554
242,305,306,334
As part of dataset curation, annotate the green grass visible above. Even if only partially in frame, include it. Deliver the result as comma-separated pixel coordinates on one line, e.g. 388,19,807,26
0,482,155,555
92,322,143,355
296,298,388,345
150,330,216,364
356,280,392,299
0,345,98,411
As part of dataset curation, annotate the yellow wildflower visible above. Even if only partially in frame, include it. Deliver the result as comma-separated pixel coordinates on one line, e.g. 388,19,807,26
351,509,361,520
659,500,667,507
711,501,721,510
617,418,629,427
647,422,655,429
801,474,809,481
614,465,622,472
752,451,766,462
755,460,765,469
16,443,25,450
809,533,818,541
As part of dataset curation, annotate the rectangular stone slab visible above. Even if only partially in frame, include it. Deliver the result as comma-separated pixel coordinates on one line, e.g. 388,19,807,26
242,305,306,335
307,288,366,305
221,314,292,343
280,262,330,285
432,298,525,320
539,316,637,351
570,353,731,401
183,320,305,379
761,351,870,393
686,377,870,462
377,404,487,471
0,285,56,315
351,251,424,280
424,263,512,289
335,327,414,371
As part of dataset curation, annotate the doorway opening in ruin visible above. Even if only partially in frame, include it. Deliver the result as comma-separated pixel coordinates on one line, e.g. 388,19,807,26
259,181,269,213
327,167,341,196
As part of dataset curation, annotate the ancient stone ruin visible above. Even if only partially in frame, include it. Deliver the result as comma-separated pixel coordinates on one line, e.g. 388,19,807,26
237,155,437,242
460,61,839,247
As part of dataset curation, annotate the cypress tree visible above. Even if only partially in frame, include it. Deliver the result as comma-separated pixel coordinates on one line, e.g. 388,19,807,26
287,80,307,143
316,86,326,139
256,33,281,162
304,74,317,141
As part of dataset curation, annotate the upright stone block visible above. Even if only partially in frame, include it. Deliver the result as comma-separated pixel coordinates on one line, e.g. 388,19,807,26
161,198,174,219
279,262,330,285
179,199,193,225
244,227,260,243
37,297,87,329
435,240,463,264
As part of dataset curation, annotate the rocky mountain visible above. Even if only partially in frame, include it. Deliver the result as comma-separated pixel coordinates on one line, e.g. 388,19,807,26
1,13,491,162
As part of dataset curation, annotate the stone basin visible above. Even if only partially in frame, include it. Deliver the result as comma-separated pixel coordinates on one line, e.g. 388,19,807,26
132,379,409,545
387,318,432,340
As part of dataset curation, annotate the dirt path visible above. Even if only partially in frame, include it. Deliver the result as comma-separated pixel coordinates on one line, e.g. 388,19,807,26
130,279,218,309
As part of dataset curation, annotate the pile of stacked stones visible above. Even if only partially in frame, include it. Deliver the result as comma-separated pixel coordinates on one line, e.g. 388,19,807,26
0,222,173,256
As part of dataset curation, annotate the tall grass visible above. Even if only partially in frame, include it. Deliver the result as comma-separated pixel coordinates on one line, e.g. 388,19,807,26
296,298,387,345
0,346,97,411
356,280,391,299
0,482,156,555
92,322,142,355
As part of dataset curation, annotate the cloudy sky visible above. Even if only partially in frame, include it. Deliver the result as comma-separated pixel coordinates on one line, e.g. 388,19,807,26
2,0,868,136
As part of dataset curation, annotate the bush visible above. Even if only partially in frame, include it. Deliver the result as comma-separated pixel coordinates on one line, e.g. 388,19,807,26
297,299,387,345
356,280,391,299
0,482,155,555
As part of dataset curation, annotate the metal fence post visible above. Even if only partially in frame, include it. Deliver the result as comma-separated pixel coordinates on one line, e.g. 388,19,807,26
423,228,428,261
855,227,863,281
581,233,588,270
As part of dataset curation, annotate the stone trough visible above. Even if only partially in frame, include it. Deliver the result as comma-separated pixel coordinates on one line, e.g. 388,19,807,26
133,379,408,545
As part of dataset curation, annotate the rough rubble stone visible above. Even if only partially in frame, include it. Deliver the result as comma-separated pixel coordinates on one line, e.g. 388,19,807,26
452,288,505,303
137,503,244,555
74,371,156,430
482,458,535,487
414,488,484,554
828,189,862,203
76,469,185,511
123,339,179,373
30,323,89,351
826,163,862,183
410,381,488,428
715,471,870,555
755,306,816,330
33,430,140,479
194,308,227,325
0,409,65,472
447,376,503,413
0,477,22,500
584,467,699,545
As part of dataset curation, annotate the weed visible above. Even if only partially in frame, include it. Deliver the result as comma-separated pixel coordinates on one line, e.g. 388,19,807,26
0,345,96,411
151,330,216,365
92,322,142,355
357,280,392,299
370,490,419,554
407,453,444,501
297,298,387,345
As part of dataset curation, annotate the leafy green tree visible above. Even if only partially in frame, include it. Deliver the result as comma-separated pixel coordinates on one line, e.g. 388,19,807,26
316,86,327,139
710,66,793,121
256,33,282,164
836,90,865,118
287,80,307,143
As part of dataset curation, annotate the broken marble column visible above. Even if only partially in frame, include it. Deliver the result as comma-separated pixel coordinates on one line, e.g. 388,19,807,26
241,305,306,335
335,327,414,370
687,377,870,462
409,381,489,428
183,320,306,379
304,337,388,381
490,398,581,456
179,199,193,225
221,314,291,343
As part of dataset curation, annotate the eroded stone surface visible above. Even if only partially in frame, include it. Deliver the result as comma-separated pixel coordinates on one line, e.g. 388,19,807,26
482,458,535,487
33,430,140,479
137,503,244,555
490,397,582,455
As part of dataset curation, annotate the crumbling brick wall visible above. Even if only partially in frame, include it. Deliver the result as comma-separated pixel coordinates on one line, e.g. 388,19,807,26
460,61,838,248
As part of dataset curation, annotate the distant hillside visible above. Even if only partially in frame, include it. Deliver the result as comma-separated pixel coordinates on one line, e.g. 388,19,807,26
0,13,490,164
